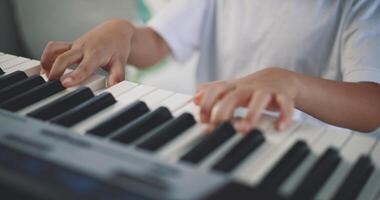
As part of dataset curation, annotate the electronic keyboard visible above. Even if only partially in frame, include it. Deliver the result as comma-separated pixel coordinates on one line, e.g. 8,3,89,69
0,52,379,200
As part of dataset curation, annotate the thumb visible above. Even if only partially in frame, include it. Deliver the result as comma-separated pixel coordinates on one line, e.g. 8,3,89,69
107,60,125,87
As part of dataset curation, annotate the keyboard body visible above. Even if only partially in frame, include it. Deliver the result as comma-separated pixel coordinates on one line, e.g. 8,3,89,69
0,52,379,200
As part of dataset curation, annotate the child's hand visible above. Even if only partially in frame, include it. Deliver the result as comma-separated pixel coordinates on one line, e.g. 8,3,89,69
194,68,301,133
40,20,135,87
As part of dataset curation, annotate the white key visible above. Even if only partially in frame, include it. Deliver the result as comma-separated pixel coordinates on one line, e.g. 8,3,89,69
5,60,41,76
0,54,16,63
140,89,175,109
159,112,273,166
357,141,380,200
279,127,352,196
117,85,156,105
316,134,376,200
174,102,199,117
198,133,244,171
0,57,29,70
80,74,106,92
73,84,156,133
18,89,74,115
40,69,73,81
55,70,106,92
0,52,4,56
159,93,192,112
95,80,138,97
72,102,127,133
18,71,105,115
39,69,105,92
240,123,324,185
197,115,276,171
158,123,208,162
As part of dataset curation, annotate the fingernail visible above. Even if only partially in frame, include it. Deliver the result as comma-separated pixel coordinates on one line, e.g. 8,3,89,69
62,77,73,87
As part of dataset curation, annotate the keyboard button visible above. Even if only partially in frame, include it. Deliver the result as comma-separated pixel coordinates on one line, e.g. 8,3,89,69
117,85,156,105
50,92,117,127
242,123,322,186
357,142,380,200
0,71,28,89
137,112,196,152
27,87,94,121
0,80,65,112
0,54,16,63
0,75,45,104
332,156,374,200
97,80,137,97
212,129,265,173
0,57,29,70
279,128,351,197
157,124,208,162
316,134,376,200
86,101,149,137
259,140,310,192
292,148,341,199
180,122,236,164
140,89,175,109
159,93,192,112
6,60,41,76
110,107,173,144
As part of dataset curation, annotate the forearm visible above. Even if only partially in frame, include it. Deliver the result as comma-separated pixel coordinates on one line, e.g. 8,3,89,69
295,74,380,132
127,25,170,68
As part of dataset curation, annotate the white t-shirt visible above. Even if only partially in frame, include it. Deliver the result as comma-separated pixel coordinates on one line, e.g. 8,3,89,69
148,0,380,129
149,0,380,84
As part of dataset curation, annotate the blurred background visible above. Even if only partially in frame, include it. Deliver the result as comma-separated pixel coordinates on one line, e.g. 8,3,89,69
0,0,198,94
1,0,378,137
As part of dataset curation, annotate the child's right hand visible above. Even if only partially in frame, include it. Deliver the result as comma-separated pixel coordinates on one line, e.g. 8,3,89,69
40,19,135,87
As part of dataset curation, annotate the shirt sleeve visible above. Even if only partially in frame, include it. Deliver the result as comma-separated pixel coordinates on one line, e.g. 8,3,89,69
147,0,210,62
341,0,380,83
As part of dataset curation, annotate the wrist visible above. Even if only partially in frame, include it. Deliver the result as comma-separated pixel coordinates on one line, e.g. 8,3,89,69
293,71,308,109
105,19,136,40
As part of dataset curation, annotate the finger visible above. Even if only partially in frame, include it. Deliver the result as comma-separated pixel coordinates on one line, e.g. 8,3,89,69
235,91,271,133
49,49,83,80
193,91,204,105
199,83,235,123
211,88,251,126
274,94,294,131
40,41,72,75
196,80,225,92
62,55,97,87
107,60,125,87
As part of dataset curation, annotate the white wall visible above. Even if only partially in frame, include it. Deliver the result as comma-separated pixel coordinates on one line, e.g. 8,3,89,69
13,0,136,59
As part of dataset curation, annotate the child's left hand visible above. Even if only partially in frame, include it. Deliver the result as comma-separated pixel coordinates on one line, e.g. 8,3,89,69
194,67,301,133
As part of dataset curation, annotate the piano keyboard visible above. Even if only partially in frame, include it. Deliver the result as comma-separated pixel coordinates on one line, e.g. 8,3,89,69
0,52,379,200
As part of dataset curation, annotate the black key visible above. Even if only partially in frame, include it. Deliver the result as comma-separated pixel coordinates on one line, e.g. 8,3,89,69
27,87,94,121
0,80,65,112
212,129,265,173
332,156,374,200
109,107,173,144
180,122,236,164
292,148,341,199
0,75,45,104
0,71,27,89
50,92,117,127
137,112,196,151
86,101,149,137
259,140,310,191
0,68,4,75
